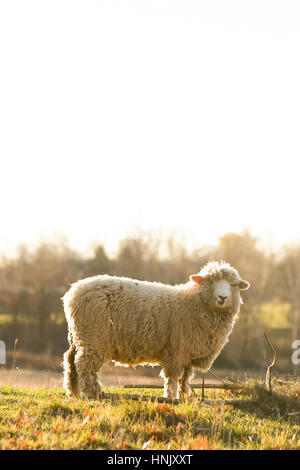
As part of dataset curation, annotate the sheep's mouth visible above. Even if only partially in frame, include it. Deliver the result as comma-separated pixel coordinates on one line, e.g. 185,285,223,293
216,300,230,309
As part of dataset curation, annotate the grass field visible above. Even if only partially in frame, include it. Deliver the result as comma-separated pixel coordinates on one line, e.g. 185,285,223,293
0,378,300,450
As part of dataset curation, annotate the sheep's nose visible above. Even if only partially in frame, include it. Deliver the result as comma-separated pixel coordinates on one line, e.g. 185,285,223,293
218,295,227,304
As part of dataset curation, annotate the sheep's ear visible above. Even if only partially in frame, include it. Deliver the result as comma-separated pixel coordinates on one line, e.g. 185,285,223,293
239,280,250,290
190,275,203,285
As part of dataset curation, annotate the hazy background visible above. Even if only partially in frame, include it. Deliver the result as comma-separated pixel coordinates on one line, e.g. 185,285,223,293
0,1,299,378
1,0,300,256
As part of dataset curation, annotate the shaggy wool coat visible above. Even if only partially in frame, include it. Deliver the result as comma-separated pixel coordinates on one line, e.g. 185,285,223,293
63,261,249,399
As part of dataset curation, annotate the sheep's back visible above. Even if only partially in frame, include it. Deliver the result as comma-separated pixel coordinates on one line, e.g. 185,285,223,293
63,275,181,363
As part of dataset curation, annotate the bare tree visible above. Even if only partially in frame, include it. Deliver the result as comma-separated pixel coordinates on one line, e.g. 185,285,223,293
276,244,300,342
0,241,79,351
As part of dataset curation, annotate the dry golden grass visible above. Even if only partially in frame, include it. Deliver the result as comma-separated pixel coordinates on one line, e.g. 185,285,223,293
0,377,299,450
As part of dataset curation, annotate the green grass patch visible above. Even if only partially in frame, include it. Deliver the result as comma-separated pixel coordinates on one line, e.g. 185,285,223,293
0,313,13,325
260,302,292,329
0,379,300,450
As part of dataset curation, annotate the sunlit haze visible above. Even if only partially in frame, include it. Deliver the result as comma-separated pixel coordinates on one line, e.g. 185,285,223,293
1,1,300,255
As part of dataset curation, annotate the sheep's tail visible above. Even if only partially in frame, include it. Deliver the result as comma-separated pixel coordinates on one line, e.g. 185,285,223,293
63,333,79,397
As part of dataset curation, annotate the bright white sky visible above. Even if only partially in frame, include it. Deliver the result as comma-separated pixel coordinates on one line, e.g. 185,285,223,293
0,1,300,255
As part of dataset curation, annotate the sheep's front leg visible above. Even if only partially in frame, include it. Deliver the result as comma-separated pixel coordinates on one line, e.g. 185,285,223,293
160,365,181,399
178,366,194,398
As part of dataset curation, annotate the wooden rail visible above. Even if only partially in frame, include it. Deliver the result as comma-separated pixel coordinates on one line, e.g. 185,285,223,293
123,383,244,390
99,391,254,406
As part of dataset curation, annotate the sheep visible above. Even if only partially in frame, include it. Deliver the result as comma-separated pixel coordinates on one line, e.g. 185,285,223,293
62,261,250,399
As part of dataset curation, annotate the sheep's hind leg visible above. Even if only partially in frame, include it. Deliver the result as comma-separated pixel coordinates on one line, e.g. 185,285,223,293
63,344,79,397
75,348,102,399
178,366,194,398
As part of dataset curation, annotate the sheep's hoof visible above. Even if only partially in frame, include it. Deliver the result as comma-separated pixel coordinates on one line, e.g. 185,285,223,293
179,391,190,399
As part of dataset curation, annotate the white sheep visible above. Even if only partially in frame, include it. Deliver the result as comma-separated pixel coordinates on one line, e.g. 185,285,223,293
62,261,250,399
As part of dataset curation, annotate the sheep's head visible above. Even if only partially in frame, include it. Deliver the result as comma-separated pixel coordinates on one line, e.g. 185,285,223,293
190,261,250,311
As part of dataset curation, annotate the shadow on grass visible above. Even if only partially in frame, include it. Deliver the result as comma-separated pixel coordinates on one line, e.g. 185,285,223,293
187,381,300,448
228,380,300,421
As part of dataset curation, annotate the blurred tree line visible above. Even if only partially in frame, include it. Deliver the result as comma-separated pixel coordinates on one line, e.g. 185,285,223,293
0,230,299,371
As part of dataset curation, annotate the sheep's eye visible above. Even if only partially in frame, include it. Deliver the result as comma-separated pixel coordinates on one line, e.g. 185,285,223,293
231,283,238,287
